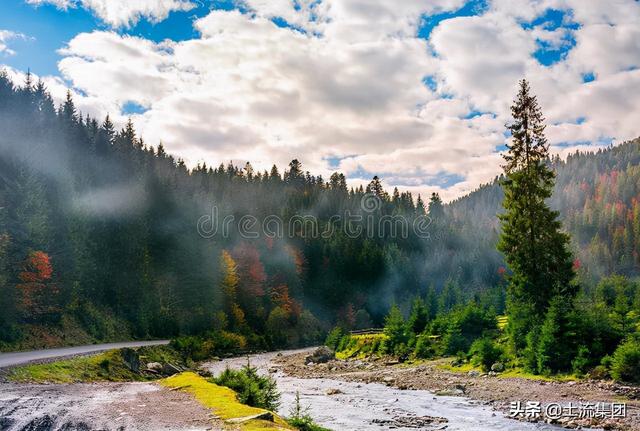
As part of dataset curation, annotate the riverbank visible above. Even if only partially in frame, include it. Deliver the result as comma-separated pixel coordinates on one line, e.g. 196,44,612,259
274,351,640,430
0,346,309,431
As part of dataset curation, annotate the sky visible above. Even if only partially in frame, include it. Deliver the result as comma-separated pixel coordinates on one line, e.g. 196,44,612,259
0,0,639,201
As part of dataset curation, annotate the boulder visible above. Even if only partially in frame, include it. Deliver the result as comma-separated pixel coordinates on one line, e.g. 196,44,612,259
146,362,163,372
305,346,335,364
490,362,505,372
161,362,182,376
120,348,140,373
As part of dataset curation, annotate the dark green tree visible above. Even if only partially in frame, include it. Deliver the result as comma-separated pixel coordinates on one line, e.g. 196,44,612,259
428,192,444,220
408,297,430,335
498,79,577,351
383,304,408,355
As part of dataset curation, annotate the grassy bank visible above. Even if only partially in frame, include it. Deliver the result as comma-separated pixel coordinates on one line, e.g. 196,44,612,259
8,347,330,431
162,372,294,431
438,360,580,382
334,333,584,383
7,345,185,383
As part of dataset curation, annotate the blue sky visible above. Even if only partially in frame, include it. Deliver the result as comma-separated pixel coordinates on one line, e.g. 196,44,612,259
1,0,639,201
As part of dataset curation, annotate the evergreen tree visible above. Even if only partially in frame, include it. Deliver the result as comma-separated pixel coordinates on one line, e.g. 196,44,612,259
416,194,426,216
428,192,444,220
383,304,408,355
408,297,430,335
498,79,576,350
535,296,576,373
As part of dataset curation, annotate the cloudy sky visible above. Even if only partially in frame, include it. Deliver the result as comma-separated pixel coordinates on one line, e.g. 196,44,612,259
1,0,639,201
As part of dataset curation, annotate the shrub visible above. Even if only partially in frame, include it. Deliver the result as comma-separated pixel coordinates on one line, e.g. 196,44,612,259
469,337,503,372
212,360,280,411
170,331,247,361
571,345,591,375
325,327,345,351
414,334,435,359
589,365,610,380
611,339,640,383
287,391,331,431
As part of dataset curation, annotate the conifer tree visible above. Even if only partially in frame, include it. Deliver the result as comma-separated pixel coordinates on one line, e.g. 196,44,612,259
498,79,576,350
428,192,444,220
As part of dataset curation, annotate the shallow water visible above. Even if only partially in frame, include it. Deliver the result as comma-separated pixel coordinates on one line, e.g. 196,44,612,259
207,350,575,431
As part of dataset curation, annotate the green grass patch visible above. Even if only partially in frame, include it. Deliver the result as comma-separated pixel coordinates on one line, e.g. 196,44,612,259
438,359,579,382
438,361,479,373
8,349,143,383
499,368,579,382
335,334,387,360
8,345,187,384
161,372,294,431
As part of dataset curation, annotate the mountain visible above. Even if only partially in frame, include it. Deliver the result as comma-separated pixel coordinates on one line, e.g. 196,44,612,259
0,71,638,350
446,138,640,284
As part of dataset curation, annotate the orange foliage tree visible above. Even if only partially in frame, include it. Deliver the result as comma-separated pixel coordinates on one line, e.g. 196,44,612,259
270,283,301,318
16,251,58,321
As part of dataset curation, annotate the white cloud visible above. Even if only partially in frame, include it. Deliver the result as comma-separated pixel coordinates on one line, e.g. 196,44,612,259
10,0,640,201
27,0,196,28
0,30,28,56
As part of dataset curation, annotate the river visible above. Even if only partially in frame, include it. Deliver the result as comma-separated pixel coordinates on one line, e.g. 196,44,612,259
205,349,576,431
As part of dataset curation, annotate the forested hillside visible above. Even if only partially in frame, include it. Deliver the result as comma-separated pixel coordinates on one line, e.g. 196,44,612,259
0,71,639,351
0,72,436,350
448,138,640,285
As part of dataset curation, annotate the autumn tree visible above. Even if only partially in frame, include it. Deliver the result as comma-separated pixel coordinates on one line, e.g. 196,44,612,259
16,251,58,322
220,250,242,329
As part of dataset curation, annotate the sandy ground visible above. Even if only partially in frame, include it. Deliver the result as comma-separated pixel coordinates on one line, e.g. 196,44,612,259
274,352,640,431
0,381,223,431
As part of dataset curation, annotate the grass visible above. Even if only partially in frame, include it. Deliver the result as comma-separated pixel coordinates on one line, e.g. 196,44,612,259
161,372,294,431
8,349,143,383
335,334,387,360
8,345,185,383
438,359,579,382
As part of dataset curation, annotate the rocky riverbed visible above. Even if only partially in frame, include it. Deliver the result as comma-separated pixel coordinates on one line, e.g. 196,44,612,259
205,349,586,431
0,381,220,430
274,351,640,430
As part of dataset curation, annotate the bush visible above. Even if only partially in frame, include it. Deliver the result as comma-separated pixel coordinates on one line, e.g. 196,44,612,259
611,339,640,383
212,360,280,411
469,337,503,372
325,327,345,351
414,334,435,359
571,345,591,375
287,391,331,431
589,365,610,380
170,331,247,361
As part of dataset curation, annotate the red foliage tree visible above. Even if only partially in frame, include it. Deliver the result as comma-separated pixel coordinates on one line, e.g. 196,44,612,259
232,242,267,297
16,251,58,321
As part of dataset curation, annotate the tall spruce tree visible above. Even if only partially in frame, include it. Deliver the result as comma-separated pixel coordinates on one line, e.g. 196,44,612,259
498,79,576,351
